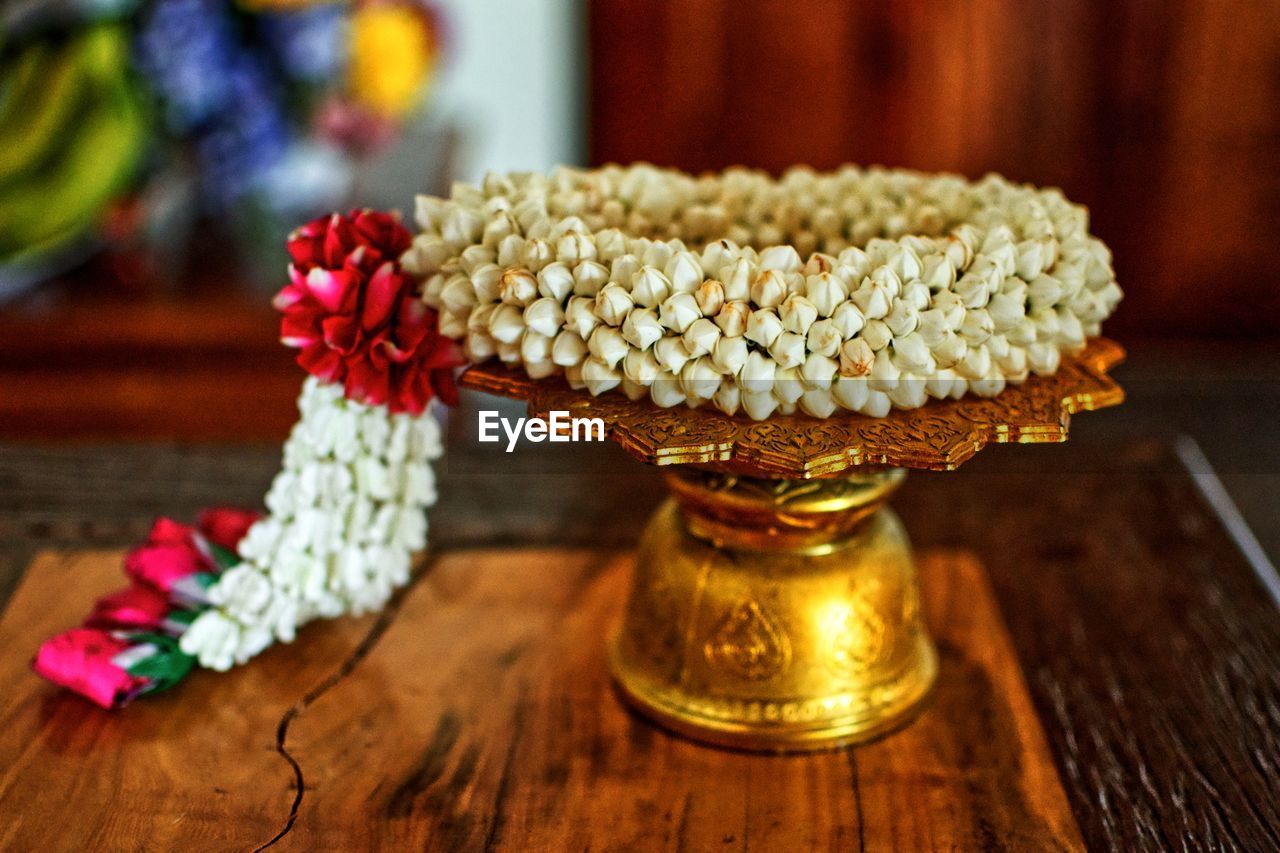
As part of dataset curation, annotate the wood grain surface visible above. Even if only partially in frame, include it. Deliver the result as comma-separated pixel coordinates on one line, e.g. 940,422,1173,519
0,547,1082,851
0,436,1277,849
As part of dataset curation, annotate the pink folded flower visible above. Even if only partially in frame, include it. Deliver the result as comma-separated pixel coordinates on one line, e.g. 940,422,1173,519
85,585,198,635
32,629,151,709
197,506,262,553
32,628,195,709
122,509,262,604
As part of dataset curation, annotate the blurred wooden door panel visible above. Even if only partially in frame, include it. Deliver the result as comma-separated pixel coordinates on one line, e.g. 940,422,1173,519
588,0,1280,336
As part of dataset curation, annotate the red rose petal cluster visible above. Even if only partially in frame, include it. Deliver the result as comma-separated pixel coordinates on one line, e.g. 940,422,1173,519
274,209,463,414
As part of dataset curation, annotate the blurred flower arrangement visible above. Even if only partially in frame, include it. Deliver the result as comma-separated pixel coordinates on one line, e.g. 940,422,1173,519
0,0,446,296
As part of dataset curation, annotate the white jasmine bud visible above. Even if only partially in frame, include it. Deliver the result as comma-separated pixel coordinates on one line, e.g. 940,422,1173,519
987,293,1025,332
650,370,685,408
712,335,748,375
666,251,704,293
830,301,866,338
465,304,495,339
499,268,538,306
700,240,737,276
885,299,919,337
800,388,837,418
469,264,503,304
840,338,874,377
622,308,664,350
573,260,609,296
745,309,784,348
682,317,721,357
859,390,891,417
1028,273,1064,309
713,300,750,337
623,347,660,384
869,349,900,391
533,262,573,303
852,278,892,320
959,308,994,344
923,254,956,291
934,290,966,329
886,246,922,281
588,326,629,368
595,228,628,262
807,318,842,358
1028,342,1061,375
520,330,554,377
696,280,726,316
495,339,521,364
759,244,802,273
751,270,788,308
610,254,641,288
641,240,674,270
713,382,741,417
769,331,806,369
552,329,587,366
681,357,721,401
996,345,1028,378
488,303,525,344
721,258,754,301
805,273,846,317
832,374,868,413
523,297,565,338
774,367,805,404
595,283,634,326
779,294,819,335
891,332,933,373
442,207,483,248
465,329,497,361
565,295,599,339
740,350,777,394
801,352,838,389
916,308,950,346
1030,306,1061,339
1056,307,1085,348
556,232,596,264
654,335,692,374
631,267,671,308
441,275,478,315
582,356,621,395
957,344,992,379
521,238,554,271
931,332,966,368
496,234,525,268
659,292,701,333
739,389,776,420
862,319,892,351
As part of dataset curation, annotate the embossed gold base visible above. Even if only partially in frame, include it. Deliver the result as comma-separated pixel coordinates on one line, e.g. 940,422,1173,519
609,468,937,752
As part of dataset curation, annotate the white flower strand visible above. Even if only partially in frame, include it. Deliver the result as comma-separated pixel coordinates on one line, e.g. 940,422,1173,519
180,378,443,671
404,164,1122,420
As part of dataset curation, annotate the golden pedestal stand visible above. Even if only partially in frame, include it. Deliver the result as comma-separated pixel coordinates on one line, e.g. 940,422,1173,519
461,338,1125,752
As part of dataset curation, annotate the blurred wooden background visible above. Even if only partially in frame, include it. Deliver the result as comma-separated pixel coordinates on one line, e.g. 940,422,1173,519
588,0,1280,338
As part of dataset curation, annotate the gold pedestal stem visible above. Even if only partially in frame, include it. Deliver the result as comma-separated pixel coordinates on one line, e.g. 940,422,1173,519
610,468,937,752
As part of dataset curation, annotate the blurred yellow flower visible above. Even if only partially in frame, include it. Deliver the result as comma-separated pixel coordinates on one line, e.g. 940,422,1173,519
350,4,436,118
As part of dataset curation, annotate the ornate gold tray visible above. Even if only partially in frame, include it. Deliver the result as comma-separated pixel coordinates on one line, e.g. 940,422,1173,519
460,339,1125,752
460,337,1125,476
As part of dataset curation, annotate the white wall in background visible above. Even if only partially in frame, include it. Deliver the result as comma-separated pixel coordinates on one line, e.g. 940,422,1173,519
429,0,585,182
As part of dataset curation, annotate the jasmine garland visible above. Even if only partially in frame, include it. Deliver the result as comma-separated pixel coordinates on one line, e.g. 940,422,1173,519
405,164,1122,420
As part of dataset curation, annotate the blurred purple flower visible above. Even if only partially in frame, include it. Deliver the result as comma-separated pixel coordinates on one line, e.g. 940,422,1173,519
259,5,348,83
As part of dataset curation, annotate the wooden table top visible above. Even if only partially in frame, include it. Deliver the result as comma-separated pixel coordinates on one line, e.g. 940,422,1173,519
0,404,1278,848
